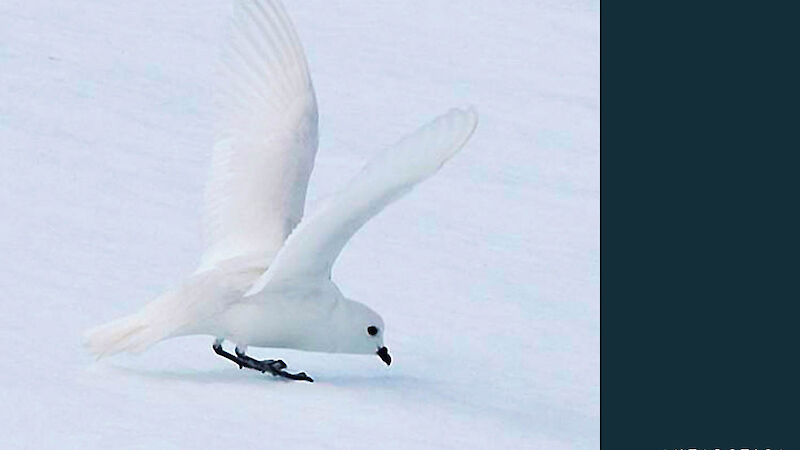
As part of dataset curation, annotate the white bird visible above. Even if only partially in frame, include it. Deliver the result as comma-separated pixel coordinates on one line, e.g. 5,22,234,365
85,0,478,381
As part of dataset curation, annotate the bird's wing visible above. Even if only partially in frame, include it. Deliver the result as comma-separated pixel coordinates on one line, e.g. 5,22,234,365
246,107,478,296
201,0,318,270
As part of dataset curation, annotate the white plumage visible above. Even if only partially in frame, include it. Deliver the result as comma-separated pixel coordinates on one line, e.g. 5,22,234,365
85,0,478,371
202,0,318,269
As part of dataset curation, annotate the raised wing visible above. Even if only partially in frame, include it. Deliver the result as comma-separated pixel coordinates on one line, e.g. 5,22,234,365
246,107,478,295
201,0,318,269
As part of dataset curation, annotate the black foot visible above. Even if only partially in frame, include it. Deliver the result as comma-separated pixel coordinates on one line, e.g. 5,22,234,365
213,343,313,382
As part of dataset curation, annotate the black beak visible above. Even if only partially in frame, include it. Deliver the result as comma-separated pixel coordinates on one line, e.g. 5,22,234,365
377,346,391,366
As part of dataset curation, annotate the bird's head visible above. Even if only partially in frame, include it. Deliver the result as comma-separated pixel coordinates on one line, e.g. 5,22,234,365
332,298,391,366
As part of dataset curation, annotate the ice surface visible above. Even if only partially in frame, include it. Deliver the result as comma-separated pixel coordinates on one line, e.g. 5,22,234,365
0,0,599,448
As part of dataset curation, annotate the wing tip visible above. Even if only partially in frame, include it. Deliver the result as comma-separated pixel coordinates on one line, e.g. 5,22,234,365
448,105,479,149
461,104,479,123
447,105,479,137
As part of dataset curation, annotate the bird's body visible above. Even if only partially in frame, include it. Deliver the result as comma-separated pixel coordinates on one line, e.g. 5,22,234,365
85,0,477,380
87,258,382,355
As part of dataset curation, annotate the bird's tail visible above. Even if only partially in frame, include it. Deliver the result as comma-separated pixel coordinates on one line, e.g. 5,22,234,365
84,311,165,359
84,288,190,359
84,272,218,359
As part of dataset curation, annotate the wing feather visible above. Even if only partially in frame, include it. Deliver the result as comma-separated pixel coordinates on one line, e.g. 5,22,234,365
201,0,318,270
246,107,478,295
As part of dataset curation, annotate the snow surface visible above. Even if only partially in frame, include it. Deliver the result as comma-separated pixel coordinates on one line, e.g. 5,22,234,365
0,0,599,448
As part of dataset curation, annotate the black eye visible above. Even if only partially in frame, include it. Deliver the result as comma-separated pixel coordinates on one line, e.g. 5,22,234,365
367,326,379,336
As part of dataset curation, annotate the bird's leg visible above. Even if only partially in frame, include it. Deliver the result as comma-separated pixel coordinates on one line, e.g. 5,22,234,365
212,340,245,369
212,339,313,382
234,346,287,372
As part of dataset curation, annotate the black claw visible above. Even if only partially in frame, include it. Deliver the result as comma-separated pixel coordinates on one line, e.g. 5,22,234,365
271,360,287,370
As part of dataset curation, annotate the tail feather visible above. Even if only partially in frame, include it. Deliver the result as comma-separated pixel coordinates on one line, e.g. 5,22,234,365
85,271,223,359
84,313,165,359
